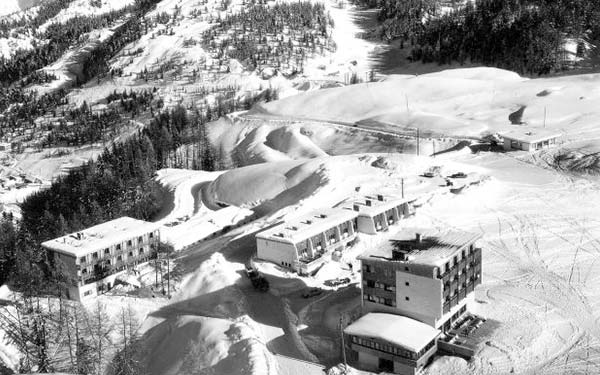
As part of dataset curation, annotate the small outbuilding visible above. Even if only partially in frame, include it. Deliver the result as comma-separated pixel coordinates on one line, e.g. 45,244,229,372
499,128,562,152
344,313,440,375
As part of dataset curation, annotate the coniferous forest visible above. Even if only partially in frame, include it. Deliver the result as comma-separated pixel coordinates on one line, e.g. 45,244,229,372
375,0,600,75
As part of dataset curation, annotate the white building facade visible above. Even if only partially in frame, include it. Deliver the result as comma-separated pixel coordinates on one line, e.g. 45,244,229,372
42,217,161,301
348,194,416,234
256,208,359,275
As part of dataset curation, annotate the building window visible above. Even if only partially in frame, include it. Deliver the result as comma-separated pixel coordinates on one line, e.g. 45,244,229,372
83,290,93,296
92,252,98,259
139,248,144,254
364,264,373,273
405,281,410,286
138,236,143,242
405,296,410,301
117,255,122,261
104,248,110,254
149,232,154,238
129,251,133,257
80,257,86,263
453,256,458,265
366,280,375,288
82,268,88,274
127,240,132,247
384,284,395,292
116,244,121,250
404,266,409,272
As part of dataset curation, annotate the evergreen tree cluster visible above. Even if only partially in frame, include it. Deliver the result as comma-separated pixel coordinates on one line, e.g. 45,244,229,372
201,1,335,72
376,0,600,75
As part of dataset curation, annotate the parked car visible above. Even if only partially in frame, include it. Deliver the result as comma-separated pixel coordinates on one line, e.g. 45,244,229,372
302,288,323,298
422,171,436,178
449,172,468,178
325,277,351,287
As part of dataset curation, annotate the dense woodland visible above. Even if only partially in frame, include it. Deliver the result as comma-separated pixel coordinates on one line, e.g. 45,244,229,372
202,2,335,72
375,0,600,74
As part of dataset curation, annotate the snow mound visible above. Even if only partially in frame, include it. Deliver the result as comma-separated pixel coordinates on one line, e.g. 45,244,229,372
205,159,327,211
141,253,275,375
232,125,328,165
426,356,469,374
420,67,524,82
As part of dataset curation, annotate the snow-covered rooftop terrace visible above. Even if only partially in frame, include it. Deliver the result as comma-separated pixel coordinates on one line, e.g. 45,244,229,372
41,217,159,257
498,127,562,143
256,207,358,244
344,312,440,352
342,194,414,218
360,227,482,268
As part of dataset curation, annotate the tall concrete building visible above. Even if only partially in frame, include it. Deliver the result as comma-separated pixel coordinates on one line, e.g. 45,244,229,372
344,227,483,374
359,228,482,330
42,217,160,301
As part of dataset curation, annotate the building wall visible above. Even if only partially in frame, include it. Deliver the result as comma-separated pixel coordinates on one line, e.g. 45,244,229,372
356,216,377,234
77,229,160,288
357,351,379,372
45,228,160,301
257,217,358,272
256,238,297,268
394,271,443,327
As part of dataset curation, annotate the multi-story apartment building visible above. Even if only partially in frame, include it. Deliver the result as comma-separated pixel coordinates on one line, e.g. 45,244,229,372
347,194,416,234
344,227,483,375
42,217,161,301
358,228,482,330
256,208,359,275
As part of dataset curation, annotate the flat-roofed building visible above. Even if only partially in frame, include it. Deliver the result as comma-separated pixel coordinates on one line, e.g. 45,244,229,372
347,194,416,234
42,217,160,301
499,128,562,152
359,228,482,331
344,313,440,375
256,208,359,275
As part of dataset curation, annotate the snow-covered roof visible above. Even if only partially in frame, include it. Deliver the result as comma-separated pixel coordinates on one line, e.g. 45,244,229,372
344,194,414,218
256,208,358,244
360,227,482,268
41,217,159,257
499,128,562,144
344,313,440,352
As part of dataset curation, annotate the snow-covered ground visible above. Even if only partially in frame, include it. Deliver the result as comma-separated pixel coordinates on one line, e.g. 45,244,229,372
2,0,600,374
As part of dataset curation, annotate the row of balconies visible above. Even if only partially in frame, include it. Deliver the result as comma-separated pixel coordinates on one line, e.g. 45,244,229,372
440,248,482,282
79,238,157,265
442,278,481,314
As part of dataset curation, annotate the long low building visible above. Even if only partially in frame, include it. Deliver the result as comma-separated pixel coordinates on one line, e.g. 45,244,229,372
347,194,416,234
256,208,359,275
344,313,440,375
42,217,161,301
499,128,562,152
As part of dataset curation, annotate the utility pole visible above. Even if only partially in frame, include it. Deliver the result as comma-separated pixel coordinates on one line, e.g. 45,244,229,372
339,315,347,370
401,178,404,199
167,249,170,297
